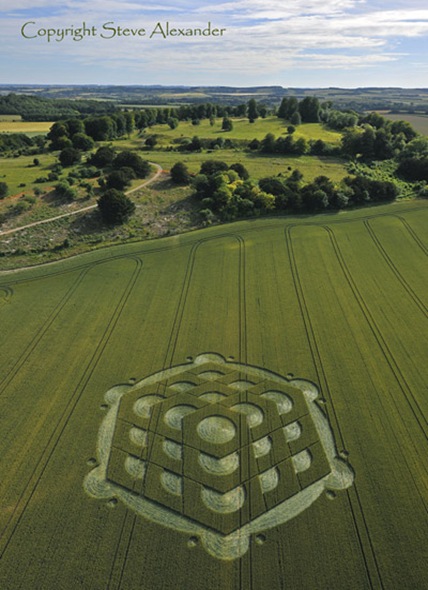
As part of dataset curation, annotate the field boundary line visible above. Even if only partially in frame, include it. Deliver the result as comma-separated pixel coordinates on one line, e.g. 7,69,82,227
0,255,143,558
285,224,384,590
0,250,152,286
1,203,427,276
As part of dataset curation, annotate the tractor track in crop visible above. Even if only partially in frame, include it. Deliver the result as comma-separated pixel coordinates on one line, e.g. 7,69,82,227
364,219,427,316
285,224,385,590
107,232,249,590
324,225,427,438
0,256,143,559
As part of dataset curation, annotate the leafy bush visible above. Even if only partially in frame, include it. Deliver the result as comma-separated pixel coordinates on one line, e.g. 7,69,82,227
170,162,191,185
89,146,116,168
112,151,150,178
59,147,81,167
97,189,136,224
0,181,9,199
55,180,77,201
106,168,135,190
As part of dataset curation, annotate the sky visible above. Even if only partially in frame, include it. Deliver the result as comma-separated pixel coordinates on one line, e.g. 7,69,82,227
1,0,427,87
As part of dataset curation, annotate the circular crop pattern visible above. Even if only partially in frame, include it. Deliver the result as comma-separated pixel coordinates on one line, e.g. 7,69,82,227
84,353,354,560
197,416,237,444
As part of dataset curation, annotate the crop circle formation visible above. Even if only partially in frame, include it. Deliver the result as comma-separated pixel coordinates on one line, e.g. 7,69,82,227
84,353,354,559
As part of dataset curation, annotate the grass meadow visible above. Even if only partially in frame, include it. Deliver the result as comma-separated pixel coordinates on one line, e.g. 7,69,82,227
0,120,53,135
0,200,426,589
0,152,59,196
140,116,343,145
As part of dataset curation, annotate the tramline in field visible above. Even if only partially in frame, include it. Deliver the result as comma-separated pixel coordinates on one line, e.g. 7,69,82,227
0,200,426,589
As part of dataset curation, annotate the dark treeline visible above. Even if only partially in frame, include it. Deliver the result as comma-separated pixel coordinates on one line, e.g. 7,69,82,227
0,133,45,154
182,159,400,223
2,85,428,112
46,112,135,150
0,94,117,121
133,102,265,128
0,93,265,124
40,98,428,192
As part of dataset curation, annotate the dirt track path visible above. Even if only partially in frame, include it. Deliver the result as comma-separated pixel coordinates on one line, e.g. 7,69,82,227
0,162,164,237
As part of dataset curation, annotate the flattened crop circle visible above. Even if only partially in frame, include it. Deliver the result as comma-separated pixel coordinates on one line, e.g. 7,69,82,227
197,416,237,444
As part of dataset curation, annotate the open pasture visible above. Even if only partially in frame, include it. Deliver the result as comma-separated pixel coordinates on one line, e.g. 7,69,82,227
144,116,343,145
0,115,23,122
147,149,348,182
0,152,59,198
0,120,53,135
0,200,426,589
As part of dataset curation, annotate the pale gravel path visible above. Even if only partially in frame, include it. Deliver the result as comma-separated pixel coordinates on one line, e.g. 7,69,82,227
0,162,164,237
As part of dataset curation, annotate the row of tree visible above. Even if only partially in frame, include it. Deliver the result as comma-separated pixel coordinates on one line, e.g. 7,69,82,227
0,132,46,155
47,112,135,150
0,93,116,121
168,159,400,222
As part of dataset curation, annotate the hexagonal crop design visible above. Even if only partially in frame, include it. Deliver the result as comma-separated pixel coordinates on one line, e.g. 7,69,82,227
84,353,354,559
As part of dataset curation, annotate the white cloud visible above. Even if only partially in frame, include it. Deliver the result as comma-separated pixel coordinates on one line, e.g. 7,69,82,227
194,0,362,17
1,0,427,84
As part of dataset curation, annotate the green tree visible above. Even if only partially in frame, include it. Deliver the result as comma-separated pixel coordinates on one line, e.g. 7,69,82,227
229,163,249,180
145,135,158,149
299,97,321,123
222,117,233,132
72,132,95,151
65,118,85,136
200,160,229,175
112,151,150,177
59,147,81,167
84,116,115,141
48,122,69,142
290,111,301,126
97,189,136,224
277,97,299,120
170,162,191,185
167,117,179,130
261,133,276,153
55,180,77,201
247,99,259,123
106,168,135,190
259,176,286,197
89,145,116,168
301,187,329,211
0,181,8,199
124,112,135,136
293,137,308,155
188,136,202,151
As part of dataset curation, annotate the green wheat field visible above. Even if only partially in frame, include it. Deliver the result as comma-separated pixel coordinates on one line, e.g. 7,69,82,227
0,200,427,590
